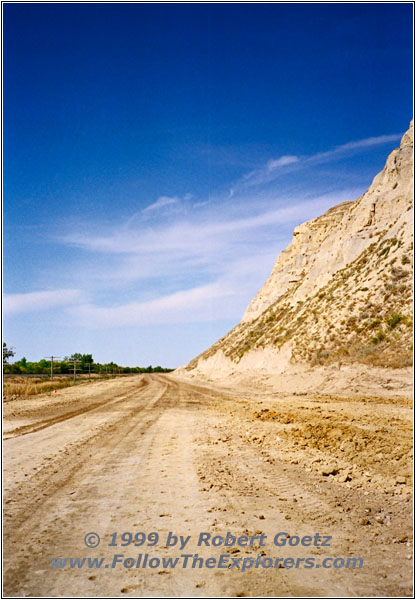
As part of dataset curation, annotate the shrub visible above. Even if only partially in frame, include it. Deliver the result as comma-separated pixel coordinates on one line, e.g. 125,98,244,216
386,314,403,329
371,331,386,344
369,319,381,329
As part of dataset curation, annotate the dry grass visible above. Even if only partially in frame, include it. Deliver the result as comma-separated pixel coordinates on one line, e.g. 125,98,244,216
3,375,102,398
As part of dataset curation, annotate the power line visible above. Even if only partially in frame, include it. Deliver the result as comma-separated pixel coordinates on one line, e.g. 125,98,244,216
44,356,60,383
69,358,82,383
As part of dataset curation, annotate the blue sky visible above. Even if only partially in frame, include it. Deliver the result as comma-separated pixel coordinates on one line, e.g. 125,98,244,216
3,3,413,367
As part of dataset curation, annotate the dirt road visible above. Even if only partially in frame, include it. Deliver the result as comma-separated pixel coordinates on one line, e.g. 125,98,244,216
3,374,412,597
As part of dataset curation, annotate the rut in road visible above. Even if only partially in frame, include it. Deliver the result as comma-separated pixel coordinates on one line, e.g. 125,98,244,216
4,378,151,439
3,375,412,597
3,377,169,591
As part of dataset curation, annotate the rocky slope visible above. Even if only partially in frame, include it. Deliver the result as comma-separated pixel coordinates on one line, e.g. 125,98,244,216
184,121,413,379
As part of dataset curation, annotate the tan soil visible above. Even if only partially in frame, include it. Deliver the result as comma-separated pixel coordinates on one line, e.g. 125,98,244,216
3,374,413,597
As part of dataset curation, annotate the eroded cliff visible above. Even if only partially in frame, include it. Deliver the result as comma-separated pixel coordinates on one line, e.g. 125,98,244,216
185,122,413,377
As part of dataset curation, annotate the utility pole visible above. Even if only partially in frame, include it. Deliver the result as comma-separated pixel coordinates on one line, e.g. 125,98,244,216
70,359,82,384
45,356,60,383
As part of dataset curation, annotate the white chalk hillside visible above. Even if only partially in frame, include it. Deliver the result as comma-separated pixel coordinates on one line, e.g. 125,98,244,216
184,121,413,378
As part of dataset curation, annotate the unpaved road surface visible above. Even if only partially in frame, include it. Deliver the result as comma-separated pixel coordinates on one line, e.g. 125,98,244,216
3,374,413,597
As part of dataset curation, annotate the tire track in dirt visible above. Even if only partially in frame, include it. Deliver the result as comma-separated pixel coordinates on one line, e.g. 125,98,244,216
3,377,170,595
4,377,228,597
4,379,150,439
3,375,412,597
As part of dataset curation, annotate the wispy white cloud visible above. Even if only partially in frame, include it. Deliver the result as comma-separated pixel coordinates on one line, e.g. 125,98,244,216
8,130,401,330
4,289,83,314
142,192,194,214
231,132,403,195
125,193,192,227
230,155,300,195
266,155,299,170
309,133,403,164
335,133,402,152
244,154,299,182
143,195,179,212
51,187,360,330
60,191,356,260
68,283,236,327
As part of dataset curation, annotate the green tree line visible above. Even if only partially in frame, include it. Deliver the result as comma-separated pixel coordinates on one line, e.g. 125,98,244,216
3,348,174,375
